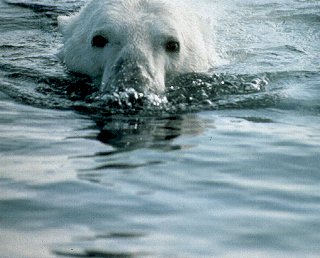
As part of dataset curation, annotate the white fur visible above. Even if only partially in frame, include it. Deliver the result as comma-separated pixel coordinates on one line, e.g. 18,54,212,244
58,0,215,93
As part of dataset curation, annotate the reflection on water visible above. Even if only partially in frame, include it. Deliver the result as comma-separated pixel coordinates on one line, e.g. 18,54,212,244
54,249,146,258
95,115,196,149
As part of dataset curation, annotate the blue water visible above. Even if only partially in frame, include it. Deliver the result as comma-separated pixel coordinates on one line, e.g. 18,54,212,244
1,0,320,257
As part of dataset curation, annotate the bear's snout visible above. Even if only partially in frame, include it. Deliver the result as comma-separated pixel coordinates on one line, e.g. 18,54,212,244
101,53,164,94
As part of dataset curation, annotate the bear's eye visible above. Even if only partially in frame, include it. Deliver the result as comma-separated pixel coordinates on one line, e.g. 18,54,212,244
92,35,109,48
165,40,180,53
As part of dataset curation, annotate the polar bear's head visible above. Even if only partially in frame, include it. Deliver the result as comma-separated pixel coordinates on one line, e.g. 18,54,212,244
58,0,214,94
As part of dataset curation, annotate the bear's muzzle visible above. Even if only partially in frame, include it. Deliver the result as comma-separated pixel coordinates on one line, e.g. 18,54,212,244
100,47,165,94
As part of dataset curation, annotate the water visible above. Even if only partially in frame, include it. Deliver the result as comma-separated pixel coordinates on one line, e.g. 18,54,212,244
1,0,320,257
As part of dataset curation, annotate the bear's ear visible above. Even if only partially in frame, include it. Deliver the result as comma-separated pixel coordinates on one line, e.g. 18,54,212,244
57,15,73,35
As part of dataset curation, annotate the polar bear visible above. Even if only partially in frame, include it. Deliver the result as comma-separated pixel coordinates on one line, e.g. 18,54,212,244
58,0,215,94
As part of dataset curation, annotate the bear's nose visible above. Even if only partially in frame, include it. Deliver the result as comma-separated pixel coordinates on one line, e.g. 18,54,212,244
108,57,151,92
113,57,125,75
112,57,145,77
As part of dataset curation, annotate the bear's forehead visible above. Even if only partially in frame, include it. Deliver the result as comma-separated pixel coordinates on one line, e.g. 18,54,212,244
83,0,180,24
87,5,181,38
98,0,173,15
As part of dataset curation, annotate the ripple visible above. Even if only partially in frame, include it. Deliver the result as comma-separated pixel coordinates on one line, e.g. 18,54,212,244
53,249,148,258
